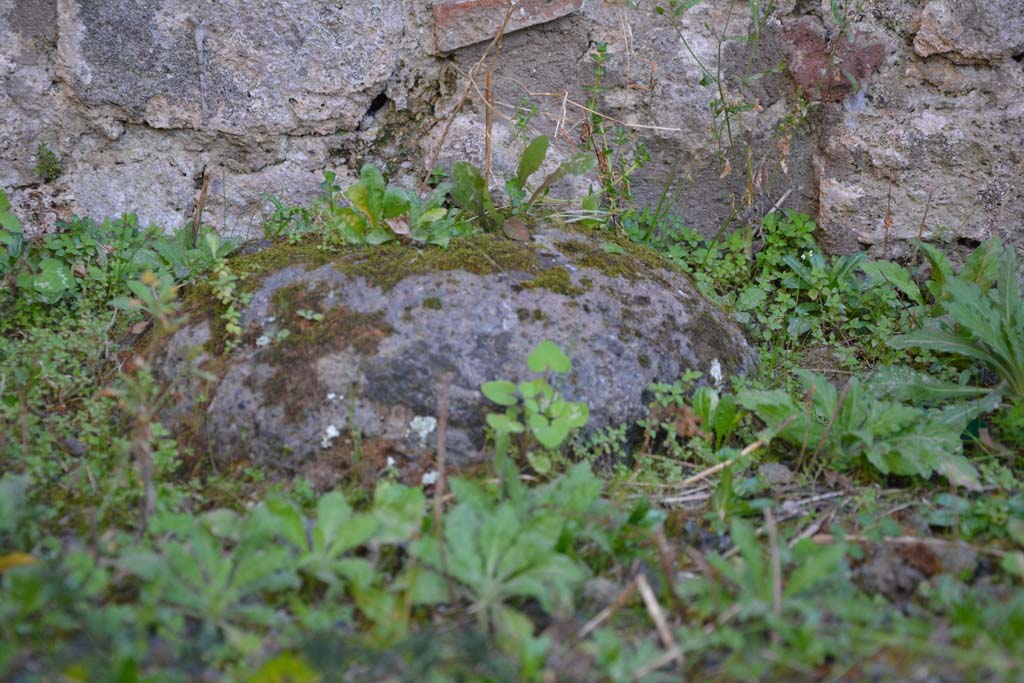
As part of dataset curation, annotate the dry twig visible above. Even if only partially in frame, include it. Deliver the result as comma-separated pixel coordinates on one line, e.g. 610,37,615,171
764,507,782,645
636,573,684,670
576,580,637,642
811,533,1007,558
191,166,210,248
434,375,455,603
421,3,516,189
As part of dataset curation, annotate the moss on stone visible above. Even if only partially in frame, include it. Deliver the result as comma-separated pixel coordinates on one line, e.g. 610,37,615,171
231,242,332,292
516,307,548,322
521,265,587,296
180,223,685,360
333,234,539,291
422,297,443,310
685,307,746,371
556,231,685,287
272,281,329,322
258,280,392,423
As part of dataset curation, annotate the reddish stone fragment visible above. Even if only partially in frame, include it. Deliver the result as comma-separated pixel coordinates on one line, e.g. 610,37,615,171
433,0,583,53
781,17,886,102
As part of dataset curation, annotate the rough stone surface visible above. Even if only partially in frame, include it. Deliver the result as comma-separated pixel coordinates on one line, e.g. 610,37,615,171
433,0,583,52
58,0,404,134
914,0,1024,64
157,226,756,472
1,0,1021,259
811,0,1024,259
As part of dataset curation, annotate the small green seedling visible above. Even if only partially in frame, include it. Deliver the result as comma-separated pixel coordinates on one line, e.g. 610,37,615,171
483,341,589,486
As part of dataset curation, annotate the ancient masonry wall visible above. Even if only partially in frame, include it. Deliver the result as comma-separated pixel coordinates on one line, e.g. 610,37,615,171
1,0,1022,257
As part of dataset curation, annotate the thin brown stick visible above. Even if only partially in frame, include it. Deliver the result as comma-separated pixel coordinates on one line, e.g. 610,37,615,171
135,415,155,529
789,509,835,548
630,645,685,681
421,3,515,189
764,507,782,645
705,602,741,634
811,533,1007,558
484,68,493,186
909,186,934,271
655,491,711,507
780,490,846,515
474,78,685,133
653,525,683,612
434,375,455,603
677,416,796,489
882,156,894,260
192,166,210,247
723,492,847,559
767,188,792,217
576,580,637,641
681,542,714,581
636,574,684,670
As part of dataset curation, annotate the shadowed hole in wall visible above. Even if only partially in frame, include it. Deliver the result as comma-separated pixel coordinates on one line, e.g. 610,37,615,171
360,91,391,130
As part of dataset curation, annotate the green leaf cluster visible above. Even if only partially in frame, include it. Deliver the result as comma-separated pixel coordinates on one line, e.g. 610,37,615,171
123,482,428,646
483,341,590,474
450,136,597,230
738,369,981,488
0,208,236,316
335,165,411,245
0,190,24,277
890,239,1024,401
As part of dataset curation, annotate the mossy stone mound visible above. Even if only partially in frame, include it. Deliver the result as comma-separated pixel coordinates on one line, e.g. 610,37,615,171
157,226,756,476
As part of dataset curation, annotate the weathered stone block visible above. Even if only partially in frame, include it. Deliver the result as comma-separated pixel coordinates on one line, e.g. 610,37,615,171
56,0,404,135
432,0,582,53
914,0,1024,63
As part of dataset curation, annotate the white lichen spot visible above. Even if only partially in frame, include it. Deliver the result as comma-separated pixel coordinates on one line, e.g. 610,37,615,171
709,358,725,392
255,334,271,348
321,424,340,449
409,416,437,447
421,469,440,486
326,392,337,402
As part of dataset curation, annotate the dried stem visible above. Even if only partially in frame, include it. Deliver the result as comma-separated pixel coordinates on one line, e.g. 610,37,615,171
421,3,515,190
434,375,455,603
764,507,782,645
909,186,935,271
636,573,684,670
192,166,210,248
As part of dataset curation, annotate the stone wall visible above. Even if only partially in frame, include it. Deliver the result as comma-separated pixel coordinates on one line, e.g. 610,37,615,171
1,0,1021,258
